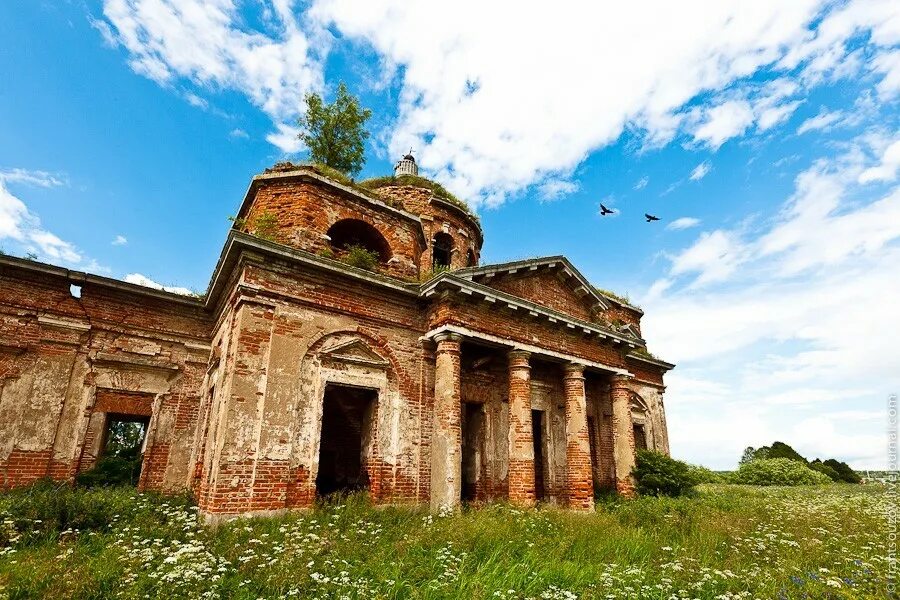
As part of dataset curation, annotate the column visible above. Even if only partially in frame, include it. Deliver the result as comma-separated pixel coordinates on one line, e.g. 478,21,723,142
611,374,637,498
563,363,594,510
431,332,463,511
507,350,535,506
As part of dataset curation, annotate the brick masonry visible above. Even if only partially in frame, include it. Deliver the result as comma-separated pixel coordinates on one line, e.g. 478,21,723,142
0,165,671,517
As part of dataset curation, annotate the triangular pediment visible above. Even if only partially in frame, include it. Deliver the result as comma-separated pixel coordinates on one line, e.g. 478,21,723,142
320,338,389,368
454,257,613,323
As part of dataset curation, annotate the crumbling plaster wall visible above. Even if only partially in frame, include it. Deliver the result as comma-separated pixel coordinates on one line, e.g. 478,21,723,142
0,263,211,491
196,259,430,518
628,382,669,455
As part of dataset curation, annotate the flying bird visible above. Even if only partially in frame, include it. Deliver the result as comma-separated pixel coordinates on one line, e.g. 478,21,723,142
645,213,661,222
599,203,615,216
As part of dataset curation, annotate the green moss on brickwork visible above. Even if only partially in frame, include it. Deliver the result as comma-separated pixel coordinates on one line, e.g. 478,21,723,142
593,287,639,309
264,162,403,208
360,175,480,225
632,347,660,360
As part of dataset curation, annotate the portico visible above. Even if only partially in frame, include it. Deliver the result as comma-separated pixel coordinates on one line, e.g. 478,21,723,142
427,324,641,511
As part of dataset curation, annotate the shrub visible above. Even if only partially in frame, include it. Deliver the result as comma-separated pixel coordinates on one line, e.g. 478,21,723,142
343,244,379,271
809,459,842,482
733,458,832,486
823,458,862,484
686,463,723,484
75,454,142,488
633,450,700,497
252,211,279,241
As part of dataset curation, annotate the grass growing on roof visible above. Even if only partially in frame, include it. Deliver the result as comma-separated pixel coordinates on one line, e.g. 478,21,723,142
360,174,480,225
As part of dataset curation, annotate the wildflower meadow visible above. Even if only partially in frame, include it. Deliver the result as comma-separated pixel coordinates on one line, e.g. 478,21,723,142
0,482,893,599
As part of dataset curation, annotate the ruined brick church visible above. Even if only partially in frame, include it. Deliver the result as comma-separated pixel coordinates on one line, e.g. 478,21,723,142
0,156,673,519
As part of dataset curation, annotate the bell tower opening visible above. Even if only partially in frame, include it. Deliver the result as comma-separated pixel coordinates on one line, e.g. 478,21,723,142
326,219,392,262
432,232,453,270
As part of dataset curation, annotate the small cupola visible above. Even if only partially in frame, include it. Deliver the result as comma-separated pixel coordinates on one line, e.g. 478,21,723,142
394,152,418,177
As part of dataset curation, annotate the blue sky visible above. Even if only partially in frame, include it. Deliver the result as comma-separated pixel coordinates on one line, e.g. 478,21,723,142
1,0,898,469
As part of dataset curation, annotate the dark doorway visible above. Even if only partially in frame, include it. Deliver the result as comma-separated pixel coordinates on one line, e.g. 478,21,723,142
633,423,647,451
461,403,483,502
532,410,545,501
587,416,598,476
316,385,377,497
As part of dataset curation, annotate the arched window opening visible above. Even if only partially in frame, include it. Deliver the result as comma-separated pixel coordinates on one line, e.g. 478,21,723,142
432,232,454,270
466,249,477,267
327,219,391,262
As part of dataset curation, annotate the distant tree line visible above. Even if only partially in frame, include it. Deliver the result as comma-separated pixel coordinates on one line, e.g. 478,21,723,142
740,441,861,484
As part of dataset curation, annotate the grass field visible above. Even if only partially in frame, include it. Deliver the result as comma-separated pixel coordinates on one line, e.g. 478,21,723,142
0,482,892,599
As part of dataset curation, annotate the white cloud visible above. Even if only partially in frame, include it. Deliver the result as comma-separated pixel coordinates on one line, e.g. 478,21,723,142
100,0,900,205
99,0,325,151
858,138,900,183
666,217,701,230
0,168,93,267
0,168,67,188
642,132,900,469
872,49,900,99
686,79,805,148
537,179,578,202
124,273,195,296
668,229,746,285
689,161,711,181
797,108,843,134
112,235,128,246
185,92,209,109
266,123,304,153
634,176,649,190
689,101,756,149
229,128,250,139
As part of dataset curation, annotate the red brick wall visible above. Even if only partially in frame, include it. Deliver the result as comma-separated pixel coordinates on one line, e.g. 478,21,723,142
370,185,482,272
487,271,594,322
196,260,431,515
243,179,424,280
626,358,666,386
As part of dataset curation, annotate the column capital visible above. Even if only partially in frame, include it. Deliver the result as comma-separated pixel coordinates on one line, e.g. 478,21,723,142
433,332,463,345
507,349,532,368
611,373,631,387
563,362,585,379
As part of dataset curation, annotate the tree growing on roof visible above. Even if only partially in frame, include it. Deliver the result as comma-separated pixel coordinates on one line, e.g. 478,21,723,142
297,82,372,176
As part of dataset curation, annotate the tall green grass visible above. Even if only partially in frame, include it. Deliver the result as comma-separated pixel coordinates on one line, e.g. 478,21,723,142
0,482,891,599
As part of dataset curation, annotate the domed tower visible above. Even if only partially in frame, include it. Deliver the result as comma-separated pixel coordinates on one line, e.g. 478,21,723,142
363,156,483,274
395,153,418,177
232,163,427,280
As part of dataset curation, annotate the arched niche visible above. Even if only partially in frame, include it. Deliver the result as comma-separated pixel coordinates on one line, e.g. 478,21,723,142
326,219,392,262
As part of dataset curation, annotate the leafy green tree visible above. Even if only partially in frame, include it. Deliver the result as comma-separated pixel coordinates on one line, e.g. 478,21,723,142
740,446,757,465
766,441,807,462
297,82,372,176
809,459,842,482
823,459,862,484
